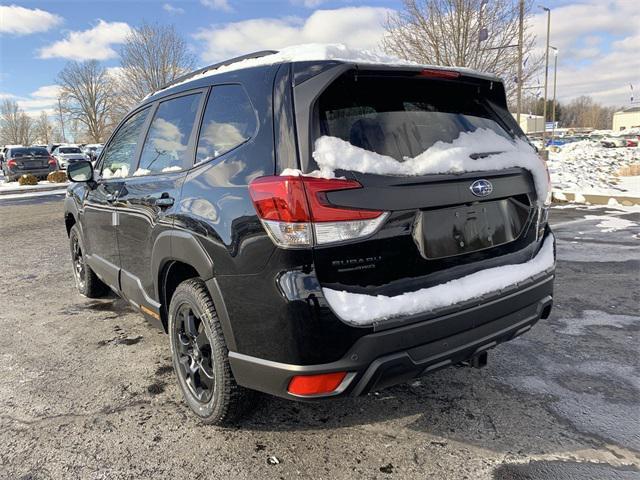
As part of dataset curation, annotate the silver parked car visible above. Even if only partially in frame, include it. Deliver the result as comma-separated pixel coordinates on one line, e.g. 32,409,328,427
52,145,88,170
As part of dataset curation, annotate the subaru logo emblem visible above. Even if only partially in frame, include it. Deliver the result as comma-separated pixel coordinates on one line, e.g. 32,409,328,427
470,179,493,197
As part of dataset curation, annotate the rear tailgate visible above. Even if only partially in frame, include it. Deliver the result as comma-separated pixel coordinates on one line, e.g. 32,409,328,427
15,155,49,169
11,148,50,170
292,65,544,298
313,168,538,297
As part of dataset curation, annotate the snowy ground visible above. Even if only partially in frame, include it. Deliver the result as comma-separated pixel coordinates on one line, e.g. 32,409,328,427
0,196,638,479
0,169,68,197
548,141,640,198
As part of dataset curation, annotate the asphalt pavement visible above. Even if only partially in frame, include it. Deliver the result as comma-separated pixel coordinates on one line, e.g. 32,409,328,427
0,194,638,479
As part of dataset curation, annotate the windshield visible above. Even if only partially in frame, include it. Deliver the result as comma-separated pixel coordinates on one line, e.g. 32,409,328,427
316,75,513,161
10,147,48,157
58,147,82,154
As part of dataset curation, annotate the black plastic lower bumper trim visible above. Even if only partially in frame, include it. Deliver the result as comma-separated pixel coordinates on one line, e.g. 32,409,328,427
228,273,554,400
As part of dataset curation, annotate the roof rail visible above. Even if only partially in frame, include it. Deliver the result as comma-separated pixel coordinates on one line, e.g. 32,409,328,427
157,50,279,93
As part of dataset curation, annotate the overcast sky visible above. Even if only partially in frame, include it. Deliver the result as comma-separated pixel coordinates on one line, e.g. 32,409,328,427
0,0,637,118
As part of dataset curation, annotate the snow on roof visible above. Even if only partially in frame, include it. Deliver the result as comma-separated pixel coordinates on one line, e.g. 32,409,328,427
147,43,491,99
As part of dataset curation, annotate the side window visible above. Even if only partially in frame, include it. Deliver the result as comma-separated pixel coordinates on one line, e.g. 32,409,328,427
196,85,256,164
136,93,202,176
101,108,149,179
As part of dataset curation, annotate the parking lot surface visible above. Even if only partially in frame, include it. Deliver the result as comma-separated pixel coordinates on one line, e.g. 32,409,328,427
0,195,638,479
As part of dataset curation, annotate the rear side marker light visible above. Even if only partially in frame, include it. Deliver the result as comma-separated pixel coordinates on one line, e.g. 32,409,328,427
7,159,17,168
249,175,388,248
288,372,348,396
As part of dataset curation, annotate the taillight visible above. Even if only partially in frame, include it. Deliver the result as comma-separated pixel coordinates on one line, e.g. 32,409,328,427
249,175,388,248
418,68,460,79
48,156,57,166
288,372,348,396
7,159,17,168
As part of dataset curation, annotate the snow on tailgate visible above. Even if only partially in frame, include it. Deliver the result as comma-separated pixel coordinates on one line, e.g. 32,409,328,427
323,235,555,325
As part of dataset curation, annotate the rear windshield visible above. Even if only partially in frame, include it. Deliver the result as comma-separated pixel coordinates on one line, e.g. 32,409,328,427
316,75,513,161
10,147,48,157
58,147,82,154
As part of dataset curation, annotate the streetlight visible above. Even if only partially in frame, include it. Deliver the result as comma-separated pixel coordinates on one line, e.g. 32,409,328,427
539,5,551,155
516,0,525,125
550,46,558,147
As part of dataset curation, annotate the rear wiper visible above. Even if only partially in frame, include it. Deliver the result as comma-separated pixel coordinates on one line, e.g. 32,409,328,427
470,151,504,159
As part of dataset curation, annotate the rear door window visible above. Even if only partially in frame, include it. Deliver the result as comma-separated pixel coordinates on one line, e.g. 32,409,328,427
9,147,48,157
195,84,256,164
136,93,202,176
58,147,82,154
101,108,150,179
317,75,513,161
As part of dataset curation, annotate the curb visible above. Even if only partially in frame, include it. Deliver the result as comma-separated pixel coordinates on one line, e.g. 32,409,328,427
552,191,640,206
0,183,69,196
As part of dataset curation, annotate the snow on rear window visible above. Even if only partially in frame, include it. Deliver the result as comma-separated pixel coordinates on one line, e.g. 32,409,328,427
309,129,550,205
316,74,513,161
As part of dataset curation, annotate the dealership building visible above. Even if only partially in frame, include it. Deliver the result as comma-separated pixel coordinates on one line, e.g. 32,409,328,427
613,106,640,131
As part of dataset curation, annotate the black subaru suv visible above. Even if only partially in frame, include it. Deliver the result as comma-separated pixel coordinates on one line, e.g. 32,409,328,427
64,51,555,424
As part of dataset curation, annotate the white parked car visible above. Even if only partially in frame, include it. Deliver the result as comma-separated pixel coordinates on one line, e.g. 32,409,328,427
600,136,627,148
82,143,103,162
52,145,88,170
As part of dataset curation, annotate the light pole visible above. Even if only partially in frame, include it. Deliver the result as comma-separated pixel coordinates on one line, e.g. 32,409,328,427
550,46,558,147
539,5,551,153
516,0,525,125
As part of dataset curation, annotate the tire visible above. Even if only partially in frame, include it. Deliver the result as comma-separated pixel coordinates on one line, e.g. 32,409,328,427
69,224,108,298
168,278,251,425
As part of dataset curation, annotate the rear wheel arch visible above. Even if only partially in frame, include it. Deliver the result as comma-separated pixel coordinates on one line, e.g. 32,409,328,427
152,231,230,339
65,212,76,237
159,260,200,332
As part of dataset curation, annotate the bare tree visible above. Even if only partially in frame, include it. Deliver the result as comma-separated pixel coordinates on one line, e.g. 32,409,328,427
0,99,35,145
383,0,541,103
57,60,115,143
114,23,196,115
559,96,617,129
34,111,58,144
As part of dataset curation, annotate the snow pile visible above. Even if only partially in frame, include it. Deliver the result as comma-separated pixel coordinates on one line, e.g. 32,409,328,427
324,235,555,325
584,215,638,232
149,43,485,98
310,129,549,204
548,140,640,196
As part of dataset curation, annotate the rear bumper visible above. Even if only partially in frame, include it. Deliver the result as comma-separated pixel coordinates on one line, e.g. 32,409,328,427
7,166,54,176
229,271,554,400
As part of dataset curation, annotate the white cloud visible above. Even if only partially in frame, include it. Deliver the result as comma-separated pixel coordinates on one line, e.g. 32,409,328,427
0,4,62,35
39,20,132,61
163,3,185,14
4,85,62,117
200,0,232,12
529,0,640,106
31,85,62,99
194,6,393,63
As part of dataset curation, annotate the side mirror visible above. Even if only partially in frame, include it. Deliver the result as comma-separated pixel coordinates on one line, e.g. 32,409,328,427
67,159,94,183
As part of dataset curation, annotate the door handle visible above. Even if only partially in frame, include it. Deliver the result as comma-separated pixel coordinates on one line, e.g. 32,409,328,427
149,193,174,208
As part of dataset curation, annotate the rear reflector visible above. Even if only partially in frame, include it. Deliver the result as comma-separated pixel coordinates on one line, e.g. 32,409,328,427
418,68,461,79
288,372,348,396
249,175,387,248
